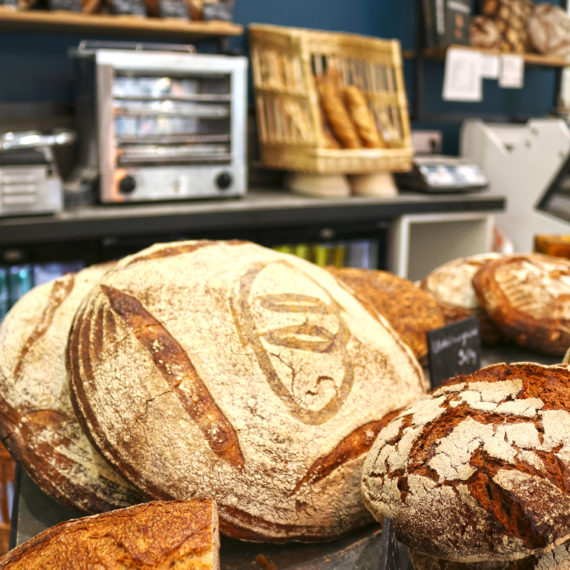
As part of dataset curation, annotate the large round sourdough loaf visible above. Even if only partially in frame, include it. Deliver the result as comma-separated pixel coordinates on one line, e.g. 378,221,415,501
472,254,570,356
67,240,426,542
0,264,143,513
362,363,570,563
0,499,219,569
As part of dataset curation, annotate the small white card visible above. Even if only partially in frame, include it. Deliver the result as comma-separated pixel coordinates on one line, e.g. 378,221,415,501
480,54,500,79
499,54,525,89
442,48,483,102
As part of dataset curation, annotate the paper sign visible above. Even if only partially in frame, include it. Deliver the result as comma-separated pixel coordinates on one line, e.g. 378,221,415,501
442,48,482,102
499,54,525,89
480,54,500,79
427,317,481,389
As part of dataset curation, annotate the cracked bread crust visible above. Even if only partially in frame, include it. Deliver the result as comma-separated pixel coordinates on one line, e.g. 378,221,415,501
0,264,143,514
472,254,570,356
361,363,570,563
326,267,445,362
0,499,219,569
420,253,504,346
67,240,426,542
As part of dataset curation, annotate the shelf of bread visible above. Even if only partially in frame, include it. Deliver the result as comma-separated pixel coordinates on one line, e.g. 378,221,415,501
0,7,242,39
404,44,570,68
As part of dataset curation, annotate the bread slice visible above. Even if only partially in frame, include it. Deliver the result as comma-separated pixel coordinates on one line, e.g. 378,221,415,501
0,264,143,513
0,499,219,569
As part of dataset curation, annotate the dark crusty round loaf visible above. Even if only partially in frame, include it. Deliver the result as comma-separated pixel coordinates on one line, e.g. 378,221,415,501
0,264,143,513
326,266,445,362
362,362,570,563
420,253,505,346
67,240,426,542
472,254,570,356
0,499,219,569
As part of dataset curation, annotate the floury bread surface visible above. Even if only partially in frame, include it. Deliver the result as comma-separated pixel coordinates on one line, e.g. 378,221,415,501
0,264,143,513
0,499,219,569
67,240,426,542
362,363,570,563
472,254,570,356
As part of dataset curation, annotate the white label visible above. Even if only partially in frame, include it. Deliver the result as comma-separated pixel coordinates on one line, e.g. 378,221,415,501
481,54,500,79
442,48,483,102
499,54,525,89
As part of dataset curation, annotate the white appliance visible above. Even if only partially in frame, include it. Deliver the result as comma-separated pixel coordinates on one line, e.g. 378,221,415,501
460,119,570,253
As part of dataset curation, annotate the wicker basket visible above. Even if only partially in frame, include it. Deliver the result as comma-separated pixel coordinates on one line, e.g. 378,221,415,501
249,24,413,174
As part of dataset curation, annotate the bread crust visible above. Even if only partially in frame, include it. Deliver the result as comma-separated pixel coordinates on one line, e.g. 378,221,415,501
327,266,445,361
421,253,505,346
0,499,219,569
0,264,143,513
342,85,385,149
472,254,570,356
362,362,570,563
67,240,426,542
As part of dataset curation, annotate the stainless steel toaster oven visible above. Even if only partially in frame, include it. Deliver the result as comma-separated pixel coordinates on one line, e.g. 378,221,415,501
72,43,247,203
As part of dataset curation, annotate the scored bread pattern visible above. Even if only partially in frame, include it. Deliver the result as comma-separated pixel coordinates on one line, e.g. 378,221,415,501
362,363,570,562
0,266,143,514
13,274,75,380
67,240,426,541
231,261,354,426
473,254,570,355
100,285,244,469
494,257,570,321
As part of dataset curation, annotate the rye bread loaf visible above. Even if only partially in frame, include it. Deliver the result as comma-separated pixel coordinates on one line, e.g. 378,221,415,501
362,362,570,563
67,239,426,542
326,266,445,362
0,499,219,569
472,254,570,356
0,264,143,513
421,253,505,346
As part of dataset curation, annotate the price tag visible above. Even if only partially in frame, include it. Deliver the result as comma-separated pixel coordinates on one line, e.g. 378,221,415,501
499,54,525,89
203,1,232,21
427,317,481,389
48,0,82,11
109,0,146,16
158,0,189,19
376,517,401,570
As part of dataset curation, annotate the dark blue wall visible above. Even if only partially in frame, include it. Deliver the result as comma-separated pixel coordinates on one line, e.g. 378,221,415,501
0,0,561,153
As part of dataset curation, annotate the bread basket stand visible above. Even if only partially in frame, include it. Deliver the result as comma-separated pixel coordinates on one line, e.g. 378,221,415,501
248,24,413,197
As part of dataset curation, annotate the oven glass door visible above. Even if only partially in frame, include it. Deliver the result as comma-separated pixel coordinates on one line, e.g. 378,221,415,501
111,73,232,166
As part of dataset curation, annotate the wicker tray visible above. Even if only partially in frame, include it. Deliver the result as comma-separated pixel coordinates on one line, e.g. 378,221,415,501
249,24,413,174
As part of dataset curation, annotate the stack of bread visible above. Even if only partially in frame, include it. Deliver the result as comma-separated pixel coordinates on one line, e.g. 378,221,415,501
421,252,570,357
0,241,568,568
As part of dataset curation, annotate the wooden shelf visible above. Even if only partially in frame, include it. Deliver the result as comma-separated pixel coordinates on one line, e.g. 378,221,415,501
404,44,570,68
0,7,243,40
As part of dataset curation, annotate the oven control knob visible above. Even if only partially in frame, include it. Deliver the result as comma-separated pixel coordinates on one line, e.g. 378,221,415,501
216,172,233,191
119,175,137,195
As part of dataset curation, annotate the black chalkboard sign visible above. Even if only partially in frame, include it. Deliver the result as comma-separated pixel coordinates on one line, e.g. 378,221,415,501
109,0,146,16
376,517,401,570
48,0,82,11
203,1,232,21
427,317,481,389
158,0,189,18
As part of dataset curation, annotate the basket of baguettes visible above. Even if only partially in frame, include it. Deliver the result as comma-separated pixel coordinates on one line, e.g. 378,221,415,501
0,242,568,568
248,24,413,174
